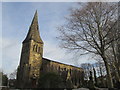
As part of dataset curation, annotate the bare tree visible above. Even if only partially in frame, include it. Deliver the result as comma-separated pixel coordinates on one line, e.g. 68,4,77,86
95,61,106,87
105,20,120,85
9,70,17,80
58,2,118,88
81,63,93,81
81,63,93,87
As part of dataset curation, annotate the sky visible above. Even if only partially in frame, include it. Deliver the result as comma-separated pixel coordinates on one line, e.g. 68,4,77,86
1,0,119,2
1,2,101,75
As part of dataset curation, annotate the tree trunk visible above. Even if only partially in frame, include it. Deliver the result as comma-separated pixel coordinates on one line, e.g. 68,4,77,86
111,43,120,83
103,56,114,88
93,67,97,86
89,71,95,89
112,62,120,83
99,66,105,87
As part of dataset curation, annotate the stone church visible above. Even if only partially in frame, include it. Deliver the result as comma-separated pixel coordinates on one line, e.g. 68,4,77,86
16,11,84,88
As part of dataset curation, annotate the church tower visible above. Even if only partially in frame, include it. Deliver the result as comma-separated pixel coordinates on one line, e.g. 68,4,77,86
17,11,43,88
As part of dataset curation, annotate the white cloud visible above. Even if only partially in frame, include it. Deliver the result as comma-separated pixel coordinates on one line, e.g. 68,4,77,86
2,37,21,74
44,41,69,61
43,40,96,67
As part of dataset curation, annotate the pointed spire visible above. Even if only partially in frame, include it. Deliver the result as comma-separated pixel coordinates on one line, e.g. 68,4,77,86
23,10,43,43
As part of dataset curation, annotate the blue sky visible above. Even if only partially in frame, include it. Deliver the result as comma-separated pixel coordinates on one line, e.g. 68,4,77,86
1,2,96,75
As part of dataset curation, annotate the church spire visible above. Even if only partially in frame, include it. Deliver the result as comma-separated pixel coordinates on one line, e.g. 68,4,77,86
23,10,43,43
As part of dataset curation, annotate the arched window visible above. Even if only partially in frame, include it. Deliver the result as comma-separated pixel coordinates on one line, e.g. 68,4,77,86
75,77,77,85
58,66,60,71
51,65,53,70
71,78,74,83
79,78,81,84
36,45,38,52
70,69,71,74
64,68,66,71
33,45,36,51
38,47,40,53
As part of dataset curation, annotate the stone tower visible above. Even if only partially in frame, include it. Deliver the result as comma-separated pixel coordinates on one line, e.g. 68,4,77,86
17,11,43,88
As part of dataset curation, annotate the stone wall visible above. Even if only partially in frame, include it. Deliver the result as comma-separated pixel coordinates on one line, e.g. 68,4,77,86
41,58,84,88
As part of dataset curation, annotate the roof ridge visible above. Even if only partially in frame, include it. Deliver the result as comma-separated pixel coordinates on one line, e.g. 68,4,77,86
43,57,82,69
